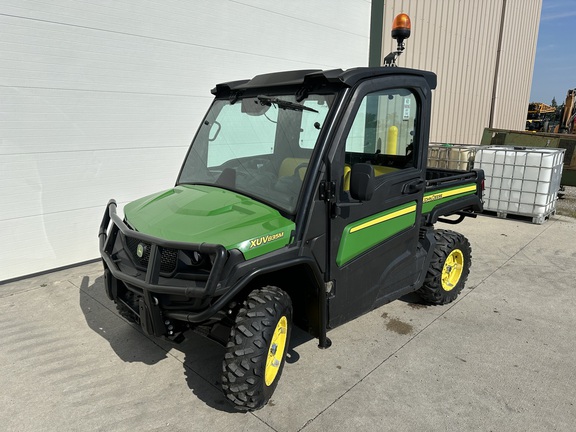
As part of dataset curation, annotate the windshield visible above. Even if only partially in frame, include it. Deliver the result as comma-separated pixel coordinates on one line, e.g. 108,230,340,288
178,93,334,213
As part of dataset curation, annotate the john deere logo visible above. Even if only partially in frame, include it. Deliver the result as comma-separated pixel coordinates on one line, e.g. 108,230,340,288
136,243,145,258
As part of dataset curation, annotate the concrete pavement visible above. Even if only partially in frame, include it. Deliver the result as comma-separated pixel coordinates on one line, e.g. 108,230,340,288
1,214,575,431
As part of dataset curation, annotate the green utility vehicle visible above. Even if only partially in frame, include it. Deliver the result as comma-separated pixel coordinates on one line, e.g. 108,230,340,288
99,15,484,411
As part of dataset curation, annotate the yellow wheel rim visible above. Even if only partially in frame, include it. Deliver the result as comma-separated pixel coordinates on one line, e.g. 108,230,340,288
265,316,288,387
442,249,464,292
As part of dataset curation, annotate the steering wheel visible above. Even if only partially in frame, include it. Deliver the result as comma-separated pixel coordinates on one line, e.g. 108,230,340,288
293,162,309,180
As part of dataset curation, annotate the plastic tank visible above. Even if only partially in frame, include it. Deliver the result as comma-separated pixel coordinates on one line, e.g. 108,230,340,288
475,146,565,223
427,144,476,170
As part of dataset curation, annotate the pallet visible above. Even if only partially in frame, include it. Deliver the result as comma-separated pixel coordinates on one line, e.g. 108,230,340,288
481,209,555,225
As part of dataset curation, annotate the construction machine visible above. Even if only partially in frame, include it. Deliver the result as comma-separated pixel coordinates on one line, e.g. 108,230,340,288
526,102,555,132
557,89,575,134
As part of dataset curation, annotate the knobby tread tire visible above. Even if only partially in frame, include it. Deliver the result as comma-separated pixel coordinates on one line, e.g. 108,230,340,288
221,286,292,411
417,229,471,305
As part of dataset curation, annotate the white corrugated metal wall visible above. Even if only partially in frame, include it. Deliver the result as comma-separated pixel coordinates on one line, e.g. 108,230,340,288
381,0,541,144
0,0,371,282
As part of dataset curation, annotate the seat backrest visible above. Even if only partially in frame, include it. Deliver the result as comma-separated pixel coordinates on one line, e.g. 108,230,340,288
278,157,308,180
343,164,399,191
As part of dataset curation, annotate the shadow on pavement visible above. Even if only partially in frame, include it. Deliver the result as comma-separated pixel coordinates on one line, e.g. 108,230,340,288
79,275,168,365
78,274,310,412
397,291,429,306
78,276,238,412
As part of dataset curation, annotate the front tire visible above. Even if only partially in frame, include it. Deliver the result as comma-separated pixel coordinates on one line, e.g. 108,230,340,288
417,229,471,305
221,286,292,411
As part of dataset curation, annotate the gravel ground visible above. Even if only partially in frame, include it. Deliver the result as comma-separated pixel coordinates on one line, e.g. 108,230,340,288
557,185,576,218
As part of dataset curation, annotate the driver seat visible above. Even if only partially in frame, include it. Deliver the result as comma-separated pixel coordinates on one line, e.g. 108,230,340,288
278,157,308,180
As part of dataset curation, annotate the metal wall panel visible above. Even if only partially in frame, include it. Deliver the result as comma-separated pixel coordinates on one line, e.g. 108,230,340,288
381,0,541,145
0,0,370,281
493,0,542,130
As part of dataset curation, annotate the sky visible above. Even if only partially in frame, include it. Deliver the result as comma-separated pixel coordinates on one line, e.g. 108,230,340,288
529,0,576,104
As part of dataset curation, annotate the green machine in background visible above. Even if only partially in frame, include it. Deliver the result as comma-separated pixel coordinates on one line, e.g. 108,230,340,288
480,128,576,187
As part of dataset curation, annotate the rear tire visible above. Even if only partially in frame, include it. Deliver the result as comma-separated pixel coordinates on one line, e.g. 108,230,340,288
221,286,292,411
417,229,471,305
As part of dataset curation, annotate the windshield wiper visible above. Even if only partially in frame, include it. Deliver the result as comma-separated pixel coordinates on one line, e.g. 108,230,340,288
257,95,318,113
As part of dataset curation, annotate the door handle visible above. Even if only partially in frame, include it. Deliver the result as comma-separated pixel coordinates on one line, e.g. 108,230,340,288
402,179,425,194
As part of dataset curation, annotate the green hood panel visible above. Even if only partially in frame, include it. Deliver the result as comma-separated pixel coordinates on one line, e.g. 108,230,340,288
124,185,295,260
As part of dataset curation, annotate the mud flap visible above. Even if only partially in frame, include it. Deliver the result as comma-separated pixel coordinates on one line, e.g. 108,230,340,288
103,268,118,301
138,293,167,337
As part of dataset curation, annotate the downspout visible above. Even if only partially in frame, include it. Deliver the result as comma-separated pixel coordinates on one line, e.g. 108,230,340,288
369,0,385,67
489,0,507,128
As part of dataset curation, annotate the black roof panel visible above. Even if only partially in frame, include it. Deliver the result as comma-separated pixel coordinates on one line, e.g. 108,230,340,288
212,67,437,97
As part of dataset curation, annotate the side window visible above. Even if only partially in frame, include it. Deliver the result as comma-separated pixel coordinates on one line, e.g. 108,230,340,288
299,98,331,149
345,89,418,175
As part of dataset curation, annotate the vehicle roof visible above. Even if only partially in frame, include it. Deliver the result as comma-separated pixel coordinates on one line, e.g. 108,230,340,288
211,67,437,97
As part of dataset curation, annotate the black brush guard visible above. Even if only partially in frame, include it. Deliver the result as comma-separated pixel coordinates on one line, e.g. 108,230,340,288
99,200,229,336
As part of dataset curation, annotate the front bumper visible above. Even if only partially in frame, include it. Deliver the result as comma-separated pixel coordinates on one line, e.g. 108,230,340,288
99,199,232,335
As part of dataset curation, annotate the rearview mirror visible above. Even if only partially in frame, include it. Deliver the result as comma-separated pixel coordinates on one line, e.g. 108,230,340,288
241,97,270,116
350,163,374,201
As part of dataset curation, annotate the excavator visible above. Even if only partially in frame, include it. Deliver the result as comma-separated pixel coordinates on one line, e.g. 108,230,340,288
556,89,575,134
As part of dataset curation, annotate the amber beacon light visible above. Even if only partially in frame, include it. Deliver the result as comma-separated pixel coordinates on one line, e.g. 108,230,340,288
383,13,411,67
391,13,411,42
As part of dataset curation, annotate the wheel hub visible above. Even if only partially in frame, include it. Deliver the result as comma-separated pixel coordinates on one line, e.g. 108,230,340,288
442,249,464,291
265,316,288,386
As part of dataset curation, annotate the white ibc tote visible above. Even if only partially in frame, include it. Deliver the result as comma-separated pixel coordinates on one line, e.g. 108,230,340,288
475,146,565,224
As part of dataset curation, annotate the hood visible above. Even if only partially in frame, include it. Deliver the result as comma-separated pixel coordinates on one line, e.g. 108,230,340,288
123,185,295,260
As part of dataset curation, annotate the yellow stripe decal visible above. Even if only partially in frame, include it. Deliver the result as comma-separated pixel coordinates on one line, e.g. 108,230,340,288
423,185,476,203
350,205,417,233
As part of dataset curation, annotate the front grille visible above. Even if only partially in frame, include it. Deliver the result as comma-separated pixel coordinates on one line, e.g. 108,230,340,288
125,236,178,274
